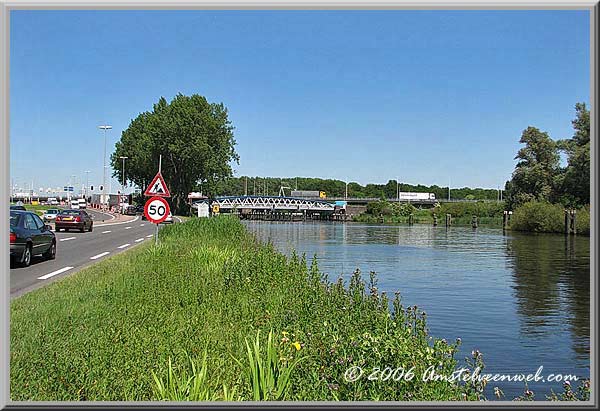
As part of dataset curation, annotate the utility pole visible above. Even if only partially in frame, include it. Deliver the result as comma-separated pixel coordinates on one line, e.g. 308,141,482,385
345,181,348,200
448,178,451,201
397,179,400,202
244,176,248,196
253,177,256,196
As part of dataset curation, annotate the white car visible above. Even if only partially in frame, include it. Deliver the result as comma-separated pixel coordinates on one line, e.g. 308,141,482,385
42,208,60,222
78,198,87,209
160,212,174,224
70,200,79,209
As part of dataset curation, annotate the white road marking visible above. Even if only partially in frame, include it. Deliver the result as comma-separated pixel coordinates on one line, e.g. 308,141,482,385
125,226,132,230
102,230,111,234
134,238,144,243
90,252,110,260
59,237,77,242
146,234,153,238
140,224,145,227
38,266,74,280
118,243,130,249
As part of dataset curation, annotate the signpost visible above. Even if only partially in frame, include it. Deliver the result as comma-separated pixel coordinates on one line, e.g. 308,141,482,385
144,155,171,244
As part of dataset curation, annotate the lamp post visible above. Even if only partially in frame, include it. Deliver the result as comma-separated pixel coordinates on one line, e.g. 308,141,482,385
84,170,91,198
119,156,128,213
98,124,112,209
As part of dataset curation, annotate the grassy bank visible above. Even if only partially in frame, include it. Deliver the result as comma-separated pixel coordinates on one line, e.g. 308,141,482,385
12,216,488,401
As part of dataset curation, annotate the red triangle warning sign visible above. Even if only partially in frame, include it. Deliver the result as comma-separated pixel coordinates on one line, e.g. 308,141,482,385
144,172,171,197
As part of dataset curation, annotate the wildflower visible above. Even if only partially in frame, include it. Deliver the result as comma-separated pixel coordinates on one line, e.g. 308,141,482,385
292,341,301,351
456,337,462,344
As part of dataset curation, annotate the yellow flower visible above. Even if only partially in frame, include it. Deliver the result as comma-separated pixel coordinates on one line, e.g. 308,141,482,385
292,342,301,351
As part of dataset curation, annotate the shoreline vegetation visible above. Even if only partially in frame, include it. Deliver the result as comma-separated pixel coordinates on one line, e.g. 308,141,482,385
352,200,590,235
10,217,589,401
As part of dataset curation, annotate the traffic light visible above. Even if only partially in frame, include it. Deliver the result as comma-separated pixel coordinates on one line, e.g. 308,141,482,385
99,185,103,191
90,185,94,191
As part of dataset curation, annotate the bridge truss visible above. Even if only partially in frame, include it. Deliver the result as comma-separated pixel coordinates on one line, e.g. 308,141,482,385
212,195,335,213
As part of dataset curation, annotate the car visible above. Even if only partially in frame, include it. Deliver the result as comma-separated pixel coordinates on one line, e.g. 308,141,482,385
78,198,87,209
47,197,59,205
55,209,93,232
135,205,144,214
70,200,80,209
125,205,137,215
160,212,174,224
10,205,26,211
42,208,60,222
10,210,56,267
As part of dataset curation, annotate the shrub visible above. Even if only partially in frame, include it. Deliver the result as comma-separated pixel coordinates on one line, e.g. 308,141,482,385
510,201,564,233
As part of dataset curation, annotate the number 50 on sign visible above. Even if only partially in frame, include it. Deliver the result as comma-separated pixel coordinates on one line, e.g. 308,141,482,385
144,196,170,224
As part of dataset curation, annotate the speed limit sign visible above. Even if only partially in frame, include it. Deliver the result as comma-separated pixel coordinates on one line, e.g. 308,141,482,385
144,196,170,224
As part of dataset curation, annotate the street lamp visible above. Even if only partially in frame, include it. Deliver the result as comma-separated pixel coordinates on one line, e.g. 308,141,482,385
84,171,91,198
119,156,128,213
98,124,112,209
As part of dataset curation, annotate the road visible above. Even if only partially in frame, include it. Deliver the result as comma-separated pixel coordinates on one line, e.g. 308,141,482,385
9,208,176,298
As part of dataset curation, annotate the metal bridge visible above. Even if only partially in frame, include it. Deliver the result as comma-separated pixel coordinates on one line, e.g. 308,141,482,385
208,195,335,213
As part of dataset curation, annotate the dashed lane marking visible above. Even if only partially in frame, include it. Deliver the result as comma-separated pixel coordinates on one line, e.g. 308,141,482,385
38,266,74,280
90,252,110,260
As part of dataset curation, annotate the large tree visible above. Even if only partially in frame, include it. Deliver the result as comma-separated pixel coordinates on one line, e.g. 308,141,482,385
111,94,239,213
559,103,590,206
506,126,561,208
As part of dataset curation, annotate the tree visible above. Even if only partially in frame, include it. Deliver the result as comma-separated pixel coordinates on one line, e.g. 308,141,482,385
506,126,560,208
111,94,239,214
559,103,590,206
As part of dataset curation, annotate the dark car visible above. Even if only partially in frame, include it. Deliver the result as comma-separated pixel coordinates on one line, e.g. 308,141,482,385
10,210,56,267
10,205,26,211
125,205,137,216
55,209,93,232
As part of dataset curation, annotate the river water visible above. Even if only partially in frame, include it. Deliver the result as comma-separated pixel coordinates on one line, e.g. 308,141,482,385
242,221,590,400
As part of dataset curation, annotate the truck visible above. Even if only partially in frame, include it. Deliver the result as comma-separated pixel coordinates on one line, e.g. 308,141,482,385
398,192,436,201
290,190,327,199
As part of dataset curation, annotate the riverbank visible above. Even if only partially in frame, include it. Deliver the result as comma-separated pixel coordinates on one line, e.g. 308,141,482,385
352,200,590,235
11,216,483,401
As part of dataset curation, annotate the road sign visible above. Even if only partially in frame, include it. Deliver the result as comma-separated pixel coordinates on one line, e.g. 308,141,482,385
144,172,170,197
144,196,170,224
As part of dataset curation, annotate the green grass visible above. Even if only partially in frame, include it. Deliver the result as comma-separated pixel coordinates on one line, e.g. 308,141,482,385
10,216,589,401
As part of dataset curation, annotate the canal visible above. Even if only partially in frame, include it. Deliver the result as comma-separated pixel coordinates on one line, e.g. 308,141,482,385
242,221,590,400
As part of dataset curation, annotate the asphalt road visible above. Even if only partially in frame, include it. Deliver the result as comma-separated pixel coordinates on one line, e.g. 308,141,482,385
10,208,169,298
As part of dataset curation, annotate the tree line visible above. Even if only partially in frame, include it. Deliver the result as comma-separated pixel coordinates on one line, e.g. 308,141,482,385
212,176,500,200
505,103,590,209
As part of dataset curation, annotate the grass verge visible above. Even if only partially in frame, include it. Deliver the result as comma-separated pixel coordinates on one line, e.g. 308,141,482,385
10,216,588,401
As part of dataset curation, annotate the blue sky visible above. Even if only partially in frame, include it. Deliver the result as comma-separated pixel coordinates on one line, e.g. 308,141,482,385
10,10,590,194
